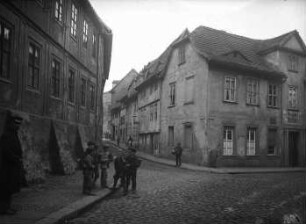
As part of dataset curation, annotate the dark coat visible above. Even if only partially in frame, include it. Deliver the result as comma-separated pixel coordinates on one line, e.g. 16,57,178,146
0,129,23,195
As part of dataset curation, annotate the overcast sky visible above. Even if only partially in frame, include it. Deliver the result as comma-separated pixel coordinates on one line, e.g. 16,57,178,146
89,0,306,92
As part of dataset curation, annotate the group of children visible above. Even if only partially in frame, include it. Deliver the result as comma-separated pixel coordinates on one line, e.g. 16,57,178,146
81,141,141,196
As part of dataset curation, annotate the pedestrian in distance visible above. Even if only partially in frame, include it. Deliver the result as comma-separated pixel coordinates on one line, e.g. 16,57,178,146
100,144,113,188
123,147,141,195
0,113,24,215
173,142,183,167
128,135,133,147
81,141,96,195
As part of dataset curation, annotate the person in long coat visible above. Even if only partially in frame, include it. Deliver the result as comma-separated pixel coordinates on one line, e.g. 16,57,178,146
123,147,141,195
82,142,95,195
112,153,126,190
174,142,183,167
0,114,23,215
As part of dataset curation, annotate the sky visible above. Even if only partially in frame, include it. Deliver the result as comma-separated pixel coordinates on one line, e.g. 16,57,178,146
89,0,306,92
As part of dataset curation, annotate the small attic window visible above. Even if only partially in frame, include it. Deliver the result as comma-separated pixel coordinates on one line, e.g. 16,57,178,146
178,44,186,65
288,55,298,72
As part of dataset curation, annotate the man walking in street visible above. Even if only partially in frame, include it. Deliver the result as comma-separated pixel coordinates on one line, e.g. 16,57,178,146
124,147,141,195
174,143,183,167
0,113,24,215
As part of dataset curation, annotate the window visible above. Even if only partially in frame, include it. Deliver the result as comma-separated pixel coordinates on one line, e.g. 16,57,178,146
185,76,194,104
168,126,174,146
169,82,176,106
0,22,11,79
92,33,97,58
267,83,279,108
178,45,186,65
154,103,157,120
224,77,236,102
246,127,256,156
51,59,60,97
70,3,78,37
89,83,95,110
223,126,234,155
246,79,259,105
288,55,298,72
68,69,75,103
267,129,277,155
149,104,153,121
288,86,298,109
28,43,40,89
82,20,88,48
54,0,63,22
184,124,193,149
80,78,86,106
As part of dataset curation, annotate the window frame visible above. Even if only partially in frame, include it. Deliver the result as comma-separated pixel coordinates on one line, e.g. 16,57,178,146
288,54,299,72
184,75,194,104
54,0,63,23
267,83,280,108
89,82,95,111
27,41,41,90
92,32,97,58
51,58,61,98
80,77,87,107
246,127,257,156
169,82,176,107
68,68,75,103
223,76,237,103
223,126,234,156
82,19,88,48
178,44,186,65
70,2,78,38
246,79,259,106
288,85,298,110
0,21,12,80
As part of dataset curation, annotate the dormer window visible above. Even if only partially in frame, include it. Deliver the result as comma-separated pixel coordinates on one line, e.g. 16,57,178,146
288,55,298,72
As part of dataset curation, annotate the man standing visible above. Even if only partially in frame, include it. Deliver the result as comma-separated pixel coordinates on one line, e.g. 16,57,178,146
174,143,183,167
124,147,141,195
82,142,95,195
0,114,24,215
100,144,113,188
128,136,133,147
112,153,126,190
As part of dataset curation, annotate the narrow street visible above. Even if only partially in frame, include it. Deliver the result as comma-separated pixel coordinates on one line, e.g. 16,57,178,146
66,146,305,224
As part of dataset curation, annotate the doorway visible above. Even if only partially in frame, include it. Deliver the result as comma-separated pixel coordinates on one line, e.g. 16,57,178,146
288,131,299,167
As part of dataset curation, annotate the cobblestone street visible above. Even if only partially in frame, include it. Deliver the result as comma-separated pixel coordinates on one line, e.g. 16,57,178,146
66,149,305,224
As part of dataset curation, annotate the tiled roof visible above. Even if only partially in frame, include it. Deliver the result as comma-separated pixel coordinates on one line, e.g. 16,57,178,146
111,69,138,110
137,29,190,88
189,26,290,76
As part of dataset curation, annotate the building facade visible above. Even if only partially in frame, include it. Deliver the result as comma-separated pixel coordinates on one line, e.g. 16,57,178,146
103,91,112,138
108,26,305,167
110,69,138,144
0,0,112,176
